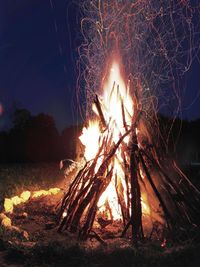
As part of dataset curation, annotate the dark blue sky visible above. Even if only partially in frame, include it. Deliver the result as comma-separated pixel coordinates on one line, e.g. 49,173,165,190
0,0,80,131
181,57,200,120
0,0,199,131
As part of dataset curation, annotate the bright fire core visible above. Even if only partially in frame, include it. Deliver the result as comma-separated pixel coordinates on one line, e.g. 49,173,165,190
79,60,150,221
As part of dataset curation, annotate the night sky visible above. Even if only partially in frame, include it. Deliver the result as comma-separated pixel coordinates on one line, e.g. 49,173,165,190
0,0,200,132
0,0,80,131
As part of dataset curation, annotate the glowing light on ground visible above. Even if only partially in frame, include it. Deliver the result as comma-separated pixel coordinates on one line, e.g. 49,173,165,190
4,187,60,214
0,187,61,239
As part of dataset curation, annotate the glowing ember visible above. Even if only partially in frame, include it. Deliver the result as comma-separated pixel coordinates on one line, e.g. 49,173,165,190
20,191,31,202
0,213,12,227
62,211,67,218
141,196,151,216
49,188,60,195
98,181,121,220
161,238,167,248
4,198,14,213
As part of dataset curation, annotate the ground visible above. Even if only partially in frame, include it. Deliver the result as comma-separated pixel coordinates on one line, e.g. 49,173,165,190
0,163,200,267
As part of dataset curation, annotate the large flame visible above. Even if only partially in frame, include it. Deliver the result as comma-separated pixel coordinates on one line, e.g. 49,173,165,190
102,61,133,142
79,59,150,221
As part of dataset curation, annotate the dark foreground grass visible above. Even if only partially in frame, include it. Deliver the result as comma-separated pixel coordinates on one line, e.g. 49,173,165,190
2,240,200,267
0,163,200,267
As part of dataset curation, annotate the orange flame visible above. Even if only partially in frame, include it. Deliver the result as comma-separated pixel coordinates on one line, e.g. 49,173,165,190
79,59,151,221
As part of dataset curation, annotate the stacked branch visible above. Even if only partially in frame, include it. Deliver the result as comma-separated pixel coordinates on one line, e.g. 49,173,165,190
58,86,200,245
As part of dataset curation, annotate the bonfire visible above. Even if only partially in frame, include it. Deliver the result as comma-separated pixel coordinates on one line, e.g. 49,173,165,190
1,0,199,249
58,56,200,245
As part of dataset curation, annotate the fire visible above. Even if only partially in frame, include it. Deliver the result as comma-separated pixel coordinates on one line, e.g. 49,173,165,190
79,59,150,221
141,195,151,216
102,62,133,136
98,181,120,220
79,121,101,161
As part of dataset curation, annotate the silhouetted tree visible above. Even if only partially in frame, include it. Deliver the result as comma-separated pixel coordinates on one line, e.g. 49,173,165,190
1,110,200,165
61,125,82,160
0,131,8,162
6,108,32,162
25,113,61,162
11,108,32,130
0,108,63,162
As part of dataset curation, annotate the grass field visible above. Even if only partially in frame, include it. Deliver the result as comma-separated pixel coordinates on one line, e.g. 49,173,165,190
0,163,200,267
0,163,63,202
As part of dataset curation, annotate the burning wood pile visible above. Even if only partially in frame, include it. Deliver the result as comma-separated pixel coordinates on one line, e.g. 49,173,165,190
58,60,200,244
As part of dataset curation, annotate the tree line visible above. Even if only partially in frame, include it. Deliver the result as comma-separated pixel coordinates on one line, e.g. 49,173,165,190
0,108,200,164
0,108,82,163
159,115,200,165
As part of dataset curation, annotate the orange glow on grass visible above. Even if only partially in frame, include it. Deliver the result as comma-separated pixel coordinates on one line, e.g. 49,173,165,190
4,188,60,214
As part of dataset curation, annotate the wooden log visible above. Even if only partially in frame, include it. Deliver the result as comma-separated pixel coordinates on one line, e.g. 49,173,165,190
121,218,132,237
123,154,131,220
58,138,107,231
79,167,113,239
58,162,88,220
89,230,107,246
121,101,128,132
130,130,143,244
94,94,107,130
59,127,133,235
141,149,200,223
138,151,172,229
115,173,128,226
70,178,102,233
